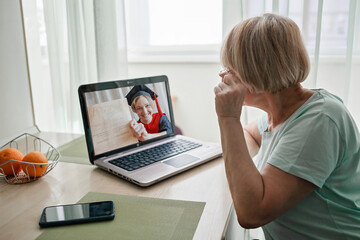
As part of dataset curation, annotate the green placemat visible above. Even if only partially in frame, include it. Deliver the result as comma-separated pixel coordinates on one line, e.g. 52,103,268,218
57,135,90,165
36,192,206,240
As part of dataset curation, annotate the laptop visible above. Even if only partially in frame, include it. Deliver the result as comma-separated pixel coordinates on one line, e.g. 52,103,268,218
78,75,222,187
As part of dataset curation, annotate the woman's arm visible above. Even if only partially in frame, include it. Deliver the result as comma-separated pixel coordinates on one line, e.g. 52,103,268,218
243,120,261,158
143,132,166,140
129,120,166,141
215,74,316,229
158,115,172,134
218,117,316,228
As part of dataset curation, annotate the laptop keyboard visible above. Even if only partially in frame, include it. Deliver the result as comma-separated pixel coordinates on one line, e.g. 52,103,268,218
109,139,202,171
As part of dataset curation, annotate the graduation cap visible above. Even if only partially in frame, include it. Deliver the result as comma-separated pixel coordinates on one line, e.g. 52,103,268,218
125,84,163,114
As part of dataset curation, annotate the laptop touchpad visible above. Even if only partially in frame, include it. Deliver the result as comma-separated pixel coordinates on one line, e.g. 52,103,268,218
163,154,200,168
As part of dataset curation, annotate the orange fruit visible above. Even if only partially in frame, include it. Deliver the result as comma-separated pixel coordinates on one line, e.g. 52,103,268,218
21,151,48,177
0,148,24,176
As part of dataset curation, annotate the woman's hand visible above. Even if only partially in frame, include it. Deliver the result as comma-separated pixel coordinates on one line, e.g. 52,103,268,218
214,72,248,119
129,120,149,141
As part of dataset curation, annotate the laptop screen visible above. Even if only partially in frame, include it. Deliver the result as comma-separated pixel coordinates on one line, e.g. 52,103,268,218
78,75,176,163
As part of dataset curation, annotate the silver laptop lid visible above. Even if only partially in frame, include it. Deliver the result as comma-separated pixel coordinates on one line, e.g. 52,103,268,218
78,75,176,164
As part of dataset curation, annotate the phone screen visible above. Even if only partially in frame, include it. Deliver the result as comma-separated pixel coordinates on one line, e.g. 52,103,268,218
39,201,115,227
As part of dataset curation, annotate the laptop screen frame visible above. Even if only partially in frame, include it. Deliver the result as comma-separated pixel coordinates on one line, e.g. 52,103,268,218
78,75,177,164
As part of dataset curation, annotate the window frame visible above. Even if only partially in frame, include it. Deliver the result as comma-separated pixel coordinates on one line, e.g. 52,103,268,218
124,0,223,63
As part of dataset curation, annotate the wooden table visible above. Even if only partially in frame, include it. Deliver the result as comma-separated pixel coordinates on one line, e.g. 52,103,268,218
0,157,232,239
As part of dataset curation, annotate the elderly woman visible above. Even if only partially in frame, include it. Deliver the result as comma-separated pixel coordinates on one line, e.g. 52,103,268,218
126,85,172,141
214,13,360,239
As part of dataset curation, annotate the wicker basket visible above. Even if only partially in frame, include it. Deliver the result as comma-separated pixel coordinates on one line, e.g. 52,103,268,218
0,133,61,184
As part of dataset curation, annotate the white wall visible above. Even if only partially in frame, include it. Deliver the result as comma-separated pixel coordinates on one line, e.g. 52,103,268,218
0,0,37,145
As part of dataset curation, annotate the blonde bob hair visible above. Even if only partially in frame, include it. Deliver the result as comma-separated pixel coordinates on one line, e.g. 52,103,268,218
221,13,310,93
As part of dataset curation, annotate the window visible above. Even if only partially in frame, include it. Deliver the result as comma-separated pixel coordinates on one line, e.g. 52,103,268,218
147,0,222,46
287,0,354,55
124,0,223,62
125,0,359,62
242,0,359,56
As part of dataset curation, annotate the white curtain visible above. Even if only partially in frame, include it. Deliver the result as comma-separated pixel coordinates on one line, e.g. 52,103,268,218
223,0,360,128
24,0,128,134
93,0,128,81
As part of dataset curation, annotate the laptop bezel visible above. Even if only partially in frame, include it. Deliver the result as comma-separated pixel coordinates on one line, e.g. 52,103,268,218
78,75,177,164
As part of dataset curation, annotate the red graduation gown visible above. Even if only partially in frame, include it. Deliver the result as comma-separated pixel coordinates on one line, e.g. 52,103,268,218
138,112,164,134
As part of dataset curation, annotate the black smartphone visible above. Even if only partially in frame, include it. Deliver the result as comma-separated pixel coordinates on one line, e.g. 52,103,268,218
39,201,115,228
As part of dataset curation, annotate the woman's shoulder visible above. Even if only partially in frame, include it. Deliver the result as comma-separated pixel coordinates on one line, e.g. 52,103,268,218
159,114,171,124
314,89,344,107
295,89,358,137
257,89,355,134
297,89,347,120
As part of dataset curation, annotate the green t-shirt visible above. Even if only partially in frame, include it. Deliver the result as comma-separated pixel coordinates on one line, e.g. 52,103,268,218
254,89,360,239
